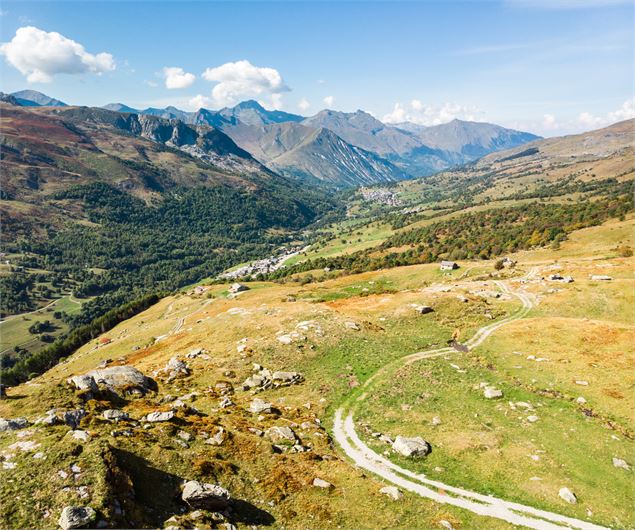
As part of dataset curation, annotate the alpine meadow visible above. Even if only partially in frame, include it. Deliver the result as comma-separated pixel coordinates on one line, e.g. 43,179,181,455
0,2,633,530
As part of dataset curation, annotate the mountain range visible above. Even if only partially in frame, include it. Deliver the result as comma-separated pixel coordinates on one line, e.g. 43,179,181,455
4,90,540,187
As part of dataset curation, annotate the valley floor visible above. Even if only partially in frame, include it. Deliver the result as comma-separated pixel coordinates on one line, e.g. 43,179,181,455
0,217,633,529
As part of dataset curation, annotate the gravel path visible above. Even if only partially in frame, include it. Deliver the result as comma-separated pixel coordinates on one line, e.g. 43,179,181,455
333,271,609,530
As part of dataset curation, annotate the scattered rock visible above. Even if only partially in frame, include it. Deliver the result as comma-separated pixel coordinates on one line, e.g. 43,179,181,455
431,416,442,426
219,396,235,409
58,506,96,530
590,275,612,281
613,457,631,470
62,410,86,429
145,411,174,423
312,478,333,489
412,304,434,315
9,440,40,452
392,435,431,457
265,426,296,443
242,374,268,390
379,486,403,500
439,520,454,530
0,417,29,432
344,321,360,331
527,415,539,423
205,428,225,446
249,398,272,414
181,480,231,510
575,396,587,404
483,387,503,399
102,409,129,422
69,366,155,397
575,380,589,386
276,334,294,345
70,430,90,442
178,430,194,442
67,375,98,393
185,348,204,359
156,356,190,381
271,371,304,386
559,487,577,504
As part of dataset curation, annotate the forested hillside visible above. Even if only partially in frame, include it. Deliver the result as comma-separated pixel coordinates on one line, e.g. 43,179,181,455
0,102,341,375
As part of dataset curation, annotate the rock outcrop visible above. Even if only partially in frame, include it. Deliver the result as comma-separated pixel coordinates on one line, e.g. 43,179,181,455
392,435,431,457
58,506,96,530
68,366,156,397
181,480,230,510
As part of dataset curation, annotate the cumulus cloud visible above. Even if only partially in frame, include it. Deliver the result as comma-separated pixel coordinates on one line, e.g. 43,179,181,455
188,94,214,110
577,98,635,129
298,98,310,111
201,59,289,107
162,66,195,89
323,95,335,107
383,100,480,126
0,26,115,83
542,113,559,130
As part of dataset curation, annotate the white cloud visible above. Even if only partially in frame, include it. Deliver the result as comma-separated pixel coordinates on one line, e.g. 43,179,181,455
298,98,310,111
577,97,635,129
383,100,480,126
542,113,559,130
0,26,115,83
269,93,284,110
162,66,195,89
189,94,213,110
511,97,635,137
323,95,335,107
607,97,635,122
144,80,158,88
201,59,289,107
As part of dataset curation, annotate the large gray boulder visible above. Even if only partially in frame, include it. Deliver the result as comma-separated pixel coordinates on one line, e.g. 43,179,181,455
483,387,503,399
392,435,431,457
58,506,96,530
102,409,129,422
271,371,304,386
69,366,155,396
265,426,296,443
156,356,190,381
249,398,272,414
67,375,98,393
145,411,174,423
62,409,86,429
558,487,577,504
0,417,29,432
181,480,230,510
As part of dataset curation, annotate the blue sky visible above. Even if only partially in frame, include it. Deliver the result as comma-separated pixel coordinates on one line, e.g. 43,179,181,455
0,0,633,135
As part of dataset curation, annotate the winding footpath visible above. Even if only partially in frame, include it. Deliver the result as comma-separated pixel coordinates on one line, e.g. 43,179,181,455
333,272,608,530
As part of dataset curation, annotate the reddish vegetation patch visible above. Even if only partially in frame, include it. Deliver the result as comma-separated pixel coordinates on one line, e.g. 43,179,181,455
1,107,86,145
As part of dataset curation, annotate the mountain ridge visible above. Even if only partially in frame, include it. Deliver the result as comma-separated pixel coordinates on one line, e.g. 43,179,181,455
6,89,544,184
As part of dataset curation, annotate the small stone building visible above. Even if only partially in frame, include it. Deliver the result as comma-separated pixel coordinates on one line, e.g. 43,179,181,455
440,260,459,271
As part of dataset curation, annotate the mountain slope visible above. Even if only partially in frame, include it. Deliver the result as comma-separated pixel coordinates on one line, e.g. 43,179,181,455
301,110,540,176
266,124,409,186
222,121,408,187
301,109,421,156
413,119,540,158
0,102,338,357
395,118,635,206
10,89,67,107
102,103,139,113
